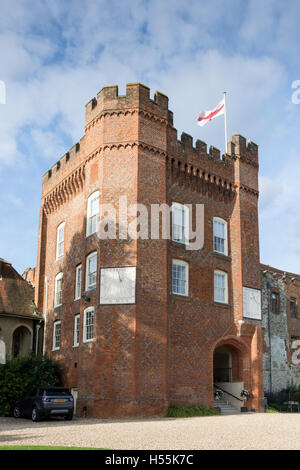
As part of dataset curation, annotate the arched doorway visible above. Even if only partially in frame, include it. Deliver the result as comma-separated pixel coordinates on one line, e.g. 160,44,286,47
213,342,244,384
213,345,233,382
12,326,32,358
212,338,249,411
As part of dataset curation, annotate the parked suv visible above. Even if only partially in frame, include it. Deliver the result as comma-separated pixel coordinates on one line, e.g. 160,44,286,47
13,387,74,422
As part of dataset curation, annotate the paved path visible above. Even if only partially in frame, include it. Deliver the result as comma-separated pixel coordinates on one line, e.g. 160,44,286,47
0,414,300,450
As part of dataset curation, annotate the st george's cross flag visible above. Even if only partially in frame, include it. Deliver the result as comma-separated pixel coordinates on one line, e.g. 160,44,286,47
197,97,225,127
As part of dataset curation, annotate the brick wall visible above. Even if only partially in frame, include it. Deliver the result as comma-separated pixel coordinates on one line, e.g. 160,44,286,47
35,83,264,416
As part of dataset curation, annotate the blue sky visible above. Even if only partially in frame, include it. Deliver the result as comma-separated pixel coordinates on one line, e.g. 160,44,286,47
0,0,300,274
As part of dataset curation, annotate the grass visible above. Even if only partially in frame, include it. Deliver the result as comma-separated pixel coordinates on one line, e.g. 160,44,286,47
0,446,105,450
265,407,279,413
166,405,220,418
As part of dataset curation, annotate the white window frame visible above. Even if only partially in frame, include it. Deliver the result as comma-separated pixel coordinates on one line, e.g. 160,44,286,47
54,272,63,307
52,321,61,351
85,252,97,291
75,264,82,300
213,217,228,256
214,270,228,304
73,314,80,347
83,307,94,343
56,222,65,259
86,191,100,237
172,259,189,297
172,202,189,245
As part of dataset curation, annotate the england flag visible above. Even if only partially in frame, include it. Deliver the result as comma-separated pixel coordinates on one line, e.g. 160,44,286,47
197,97,225,127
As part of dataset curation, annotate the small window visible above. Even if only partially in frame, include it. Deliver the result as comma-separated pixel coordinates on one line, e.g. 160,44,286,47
56,222,65,259
53,321,61,351
271,292,279,313
86,252,97,291
83,307,94,343
75,264,82,300
74,314,80,347
172,202,189,245
214,270,228,304
290,298,297,318
213,217,228,255
86,191,100,236
54,272,63,307
172,259,189,296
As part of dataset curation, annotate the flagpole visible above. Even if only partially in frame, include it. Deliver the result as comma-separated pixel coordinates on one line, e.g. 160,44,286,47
224,91,228,154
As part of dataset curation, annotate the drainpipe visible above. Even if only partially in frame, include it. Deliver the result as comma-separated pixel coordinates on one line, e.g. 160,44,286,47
267,281,272,394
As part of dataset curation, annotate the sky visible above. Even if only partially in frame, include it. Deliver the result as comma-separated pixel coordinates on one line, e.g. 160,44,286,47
0,0,300,275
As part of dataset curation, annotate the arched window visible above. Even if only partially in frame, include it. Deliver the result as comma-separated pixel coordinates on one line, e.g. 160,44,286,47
56,222,65,259
54,272,63,307
213,217,228,255
214,270,228,304
52,321,61,351
74,264,82,300
86,252,97,291
172,202,189,245
172,259,189,296
83,307,95,343
86,191,100,236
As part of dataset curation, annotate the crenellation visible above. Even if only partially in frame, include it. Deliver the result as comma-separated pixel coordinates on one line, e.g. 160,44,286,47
180,132,193,148
154,90,169,112
196,139,207,155
231,134,258,165
167,110,173,125
43,141,82,188
85,83,170,127
209,145,220,160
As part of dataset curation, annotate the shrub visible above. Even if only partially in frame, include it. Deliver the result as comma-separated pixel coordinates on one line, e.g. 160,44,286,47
0,355,60,416
265,407,279,413
166,405,220,418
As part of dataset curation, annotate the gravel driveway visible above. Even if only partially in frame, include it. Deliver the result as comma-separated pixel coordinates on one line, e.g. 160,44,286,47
0,413,300,450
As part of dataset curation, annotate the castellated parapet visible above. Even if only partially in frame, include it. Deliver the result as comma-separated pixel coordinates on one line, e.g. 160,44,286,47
41,82,258,203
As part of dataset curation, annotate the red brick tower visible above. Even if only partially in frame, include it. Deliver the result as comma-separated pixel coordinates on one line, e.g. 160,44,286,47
35,83,264,416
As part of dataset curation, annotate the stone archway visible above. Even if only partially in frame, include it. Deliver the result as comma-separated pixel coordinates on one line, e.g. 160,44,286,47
12,326,32,357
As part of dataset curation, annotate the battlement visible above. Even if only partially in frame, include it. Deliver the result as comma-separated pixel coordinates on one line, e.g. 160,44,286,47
85,82,171,126
41,83,258,195
178,131,233,166
42,140,82,186
228,134,258,166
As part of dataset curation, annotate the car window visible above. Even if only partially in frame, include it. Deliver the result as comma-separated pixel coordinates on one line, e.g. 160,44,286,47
43,388,70,396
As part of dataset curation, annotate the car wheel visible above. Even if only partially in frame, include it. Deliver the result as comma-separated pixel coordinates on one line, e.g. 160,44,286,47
31,407,40,422
13,406,22,418
64,411,73,421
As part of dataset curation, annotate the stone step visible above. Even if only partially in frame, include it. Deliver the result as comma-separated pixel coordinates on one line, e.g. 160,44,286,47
214,400,241,414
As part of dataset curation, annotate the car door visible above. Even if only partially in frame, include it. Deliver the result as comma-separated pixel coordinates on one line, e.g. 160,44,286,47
23,391,36,416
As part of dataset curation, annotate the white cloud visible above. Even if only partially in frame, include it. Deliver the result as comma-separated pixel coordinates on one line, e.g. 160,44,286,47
0,0,299,273
259,154,300,272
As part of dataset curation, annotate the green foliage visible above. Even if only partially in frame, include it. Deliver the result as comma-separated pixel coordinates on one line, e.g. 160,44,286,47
282,384,300,395
0,355,60,416
265,407,279,413
166,405,220,418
